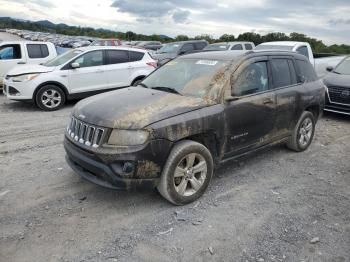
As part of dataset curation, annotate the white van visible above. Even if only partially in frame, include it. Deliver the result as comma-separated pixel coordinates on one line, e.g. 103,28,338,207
0,41,57,87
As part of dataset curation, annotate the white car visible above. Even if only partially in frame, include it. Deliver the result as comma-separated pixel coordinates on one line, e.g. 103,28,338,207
3,46,157,111
203,41,255,51
0,41,57,87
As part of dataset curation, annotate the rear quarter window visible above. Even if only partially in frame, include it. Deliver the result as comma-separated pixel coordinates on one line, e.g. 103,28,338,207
129,51,144,62
244,44,253,50
296,59,317,82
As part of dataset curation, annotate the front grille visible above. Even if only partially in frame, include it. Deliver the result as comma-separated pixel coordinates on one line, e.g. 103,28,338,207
328,86,350,105
66,117,106,148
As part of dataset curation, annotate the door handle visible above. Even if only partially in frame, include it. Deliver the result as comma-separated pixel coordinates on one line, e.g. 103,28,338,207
263,98,273,104
17,61,26,64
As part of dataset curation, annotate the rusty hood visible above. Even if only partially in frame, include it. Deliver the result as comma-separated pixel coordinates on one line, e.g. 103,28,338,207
73,86,212,129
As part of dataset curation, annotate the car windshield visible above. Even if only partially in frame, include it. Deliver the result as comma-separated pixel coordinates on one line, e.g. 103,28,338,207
43,50,82,67
255,45,293,51
156,43,181,54
204,44,230,51
142,58,228,98
333,57,350,75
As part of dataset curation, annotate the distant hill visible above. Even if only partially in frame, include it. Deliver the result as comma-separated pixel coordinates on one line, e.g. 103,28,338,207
0,16,173,42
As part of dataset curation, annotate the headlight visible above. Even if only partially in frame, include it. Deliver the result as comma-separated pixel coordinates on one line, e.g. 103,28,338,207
12,73,40,82
108,129,150,146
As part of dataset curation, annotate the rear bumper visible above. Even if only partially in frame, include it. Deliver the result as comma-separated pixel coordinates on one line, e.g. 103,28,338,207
64,137,173,190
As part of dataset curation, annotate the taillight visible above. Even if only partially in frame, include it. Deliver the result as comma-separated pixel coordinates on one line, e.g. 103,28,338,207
146,62,157,68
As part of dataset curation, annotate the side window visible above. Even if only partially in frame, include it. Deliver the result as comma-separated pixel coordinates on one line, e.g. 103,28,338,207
245,44,253,50
74,51,103,68
270,59,292,88
181,43,194,53
296,59,317,82
106,50,129,64
296,46,309,59
194,42,206,50
232,61,269,96
27,44,49,59
231,44,243,50
0,44,22,59
129,51,144,62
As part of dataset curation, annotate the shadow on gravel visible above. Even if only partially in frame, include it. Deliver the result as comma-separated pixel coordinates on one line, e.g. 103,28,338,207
0,94,77,112
323,111,350,122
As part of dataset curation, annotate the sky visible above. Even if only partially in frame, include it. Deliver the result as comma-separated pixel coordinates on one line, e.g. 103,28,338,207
0,0,349,45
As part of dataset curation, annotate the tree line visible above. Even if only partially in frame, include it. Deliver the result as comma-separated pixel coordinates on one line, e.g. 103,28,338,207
1,17,349,54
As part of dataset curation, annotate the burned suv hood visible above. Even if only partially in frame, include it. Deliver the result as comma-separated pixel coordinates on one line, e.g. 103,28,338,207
73,86,212,129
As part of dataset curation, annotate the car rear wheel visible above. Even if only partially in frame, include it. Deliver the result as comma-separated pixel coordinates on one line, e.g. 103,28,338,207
157,140,213,205
286,111,315,152
35,85,66,111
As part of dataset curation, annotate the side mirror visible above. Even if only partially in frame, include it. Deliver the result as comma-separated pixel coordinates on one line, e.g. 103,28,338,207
178,50,186,55
326,66,333,72
71,62,80,69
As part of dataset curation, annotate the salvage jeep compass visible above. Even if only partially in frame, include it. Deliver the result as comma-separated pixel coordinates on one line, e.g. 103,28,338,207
64,50,325,205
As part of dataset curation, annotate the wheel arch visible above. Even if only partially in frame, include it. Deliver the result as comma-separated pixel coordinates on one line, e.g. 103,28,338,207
177,131,220,164
33,81,69,102
131,75,146,86
305,104,320,121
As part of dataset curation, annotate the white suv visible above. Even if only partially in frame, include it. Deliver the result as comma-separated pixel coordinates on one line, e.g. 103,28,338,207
3,46,157,110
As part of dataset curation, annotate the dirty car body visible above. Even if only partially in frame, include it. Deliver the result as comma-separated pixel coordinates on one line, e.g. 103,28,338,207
64,50,325,193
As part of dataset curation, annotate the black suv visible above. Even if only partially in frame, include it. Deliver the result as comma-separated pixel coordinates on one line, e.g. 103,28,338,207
64,50,325,205
152,40,208,66
323,56,350,115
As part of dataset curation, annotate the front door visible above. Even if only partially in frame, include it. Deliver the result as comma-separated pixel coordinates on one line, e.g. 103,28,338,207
223,57,276,157
67,50,108,94
0,44,25,80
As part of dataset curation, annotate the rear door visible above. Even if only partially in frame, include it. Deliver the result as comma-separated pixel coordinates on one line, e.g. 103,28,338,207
104,49,132,88
25,44,50,65
67,50,108,93
269,56,300,138
224,56,277,157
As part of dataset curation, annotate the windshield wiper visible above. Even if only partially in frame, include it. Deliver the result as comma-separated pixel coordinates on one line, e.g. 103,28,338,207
151,86,182,95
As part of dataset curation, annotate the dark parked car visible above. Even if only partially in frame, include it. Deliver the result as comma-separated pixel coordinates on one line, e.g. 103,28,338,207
136,41,163,51
64,50,325,205
323,56,350,115
152,40,208,65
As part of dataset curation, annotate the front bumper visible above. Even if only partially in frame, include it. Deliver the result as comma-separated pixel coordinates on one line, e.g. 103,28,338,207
325,88,350,115
3,79,36,100
64,137,173,190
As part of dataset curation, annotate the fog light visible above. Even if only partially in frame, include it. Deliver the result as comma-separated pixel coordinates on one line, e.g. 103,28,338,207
122,162,134,173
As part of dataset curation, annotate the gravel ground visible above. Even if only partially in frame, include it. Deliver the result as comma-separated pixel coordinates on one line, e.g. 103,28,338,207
0,33,349,262
0,95,349,262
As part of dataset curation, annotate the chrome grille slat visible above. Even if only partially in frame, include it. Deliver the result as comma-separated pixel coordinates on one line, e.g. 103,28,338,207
66,117,106,148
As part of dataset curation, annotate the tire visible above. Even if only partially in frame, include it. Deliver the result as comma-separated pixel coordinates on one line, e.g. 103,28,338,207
157,140,214,205
286,111,315,152
132,78,144,87
35,85,66,111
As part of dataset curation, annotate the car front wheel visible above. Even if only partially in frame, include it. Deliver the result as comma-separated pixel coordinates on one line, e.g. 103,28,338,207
157,140,214,205
35,85,66,111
